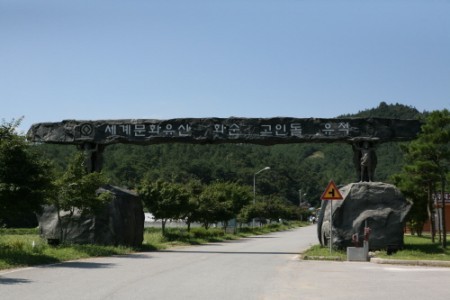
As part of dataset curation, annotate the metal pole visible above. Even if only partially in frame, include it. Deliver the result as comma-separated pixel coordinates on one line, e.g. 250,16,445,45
253,174,256,204
253,173,256,227
253,167,270,228
329,201,333,254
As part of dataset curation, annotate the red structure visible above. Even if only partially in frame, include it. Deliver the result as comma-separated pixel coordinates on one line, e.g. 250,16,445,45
422,193,450,232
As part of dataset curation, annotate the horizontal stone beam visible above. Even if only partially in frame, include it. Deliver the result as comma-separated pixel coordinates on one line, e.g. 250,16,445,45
26,117,422,146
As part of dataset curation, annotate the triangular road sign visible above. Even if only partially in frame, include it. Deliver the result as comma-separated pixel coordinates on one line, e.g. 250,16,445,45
321,180,344,200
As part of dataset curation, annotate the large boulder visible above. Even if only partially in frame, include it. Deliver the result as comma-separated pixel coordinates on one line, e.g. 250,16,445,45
38,185,144,247
317,182,411,250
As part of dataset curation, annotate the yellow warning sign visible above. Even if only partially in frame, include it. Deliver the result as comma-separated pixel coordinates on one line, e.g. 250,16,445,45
321,180,344,200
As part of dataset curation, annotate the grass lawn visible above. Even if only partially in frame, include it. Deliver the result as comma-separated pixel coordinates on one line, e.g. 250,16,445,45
301,234,450,262
0,222,305,271
0,228,134,270
301,244,347,261
377,234,450,261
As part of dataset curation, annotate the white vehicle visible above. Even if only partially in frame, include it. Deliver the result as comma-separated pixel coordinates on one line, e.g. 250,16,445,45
144,213,155,222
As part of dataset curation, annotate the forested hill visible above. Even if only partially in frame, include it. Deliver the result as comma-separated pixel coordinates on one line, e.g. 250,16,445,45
339,101,422,119
36,102,424,208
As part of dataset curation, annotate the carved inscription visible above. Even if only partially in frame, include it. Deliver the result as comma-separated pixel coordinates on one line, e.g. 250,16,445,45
79,121,353,140
27,117,422,146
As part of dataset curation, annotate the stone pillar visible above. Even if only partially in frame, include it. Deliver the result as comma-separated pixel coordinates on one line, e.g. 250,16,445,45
79,143,105,173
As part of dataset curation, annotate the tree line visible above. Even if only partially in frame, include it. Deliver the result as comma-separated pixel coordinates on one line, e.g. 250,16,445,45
392,109,450,248
139,179,305,234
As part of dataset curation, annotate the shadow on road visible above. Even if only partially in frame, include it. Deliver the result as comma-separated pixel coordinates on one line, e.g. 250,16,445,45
0,277,32,285
117,253,152,259
44,261,115,269
243,236,279,239
160,250,299,255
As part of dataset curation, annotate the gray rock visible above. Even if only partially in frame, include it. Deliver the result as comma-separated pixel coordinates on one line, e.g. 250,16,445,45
317,182,411,250
38,185,144,247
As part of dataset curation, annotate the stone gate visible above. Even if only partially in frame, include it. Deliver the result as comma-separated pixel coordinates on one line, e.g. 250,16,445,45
27,117,422,248
27,117,422,178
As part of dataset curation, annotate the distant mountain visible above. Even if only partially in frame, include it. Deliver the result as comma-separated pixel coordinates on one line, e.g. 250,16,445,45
339,101,423,119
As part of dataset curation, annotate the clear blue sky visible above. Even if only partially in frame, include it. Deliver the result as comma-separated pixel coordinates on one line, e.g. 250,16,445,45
1,0,449,134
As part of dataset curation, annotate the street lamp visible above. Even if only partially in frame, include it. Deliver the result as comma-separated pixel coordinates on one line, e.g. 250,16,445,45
299,189,307,207
299,189,308,221
253,166,270,227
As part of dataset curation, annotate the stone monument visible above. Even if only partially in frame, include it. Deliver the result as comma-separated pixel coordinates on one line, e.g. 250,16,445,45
38,185,144,247
318,182,411,251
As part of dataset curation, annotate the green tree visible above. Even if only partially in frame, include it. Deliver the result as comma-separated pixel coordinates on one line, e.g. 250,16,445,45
396,110,450,246
246,196,303,225
416,110,450,247
398,136,440,241
259,196,288,223
183,179,204,232
34,144,77,175
53,153,110,214
50,152,111,241
0,118,53,226
139,180,189,235
242,200,268,226
392,172,428,236
197,182,252,230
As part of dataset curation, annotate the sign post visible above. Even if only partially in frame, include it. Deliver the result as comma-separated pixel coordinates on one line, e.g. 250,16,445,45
321,180,344,254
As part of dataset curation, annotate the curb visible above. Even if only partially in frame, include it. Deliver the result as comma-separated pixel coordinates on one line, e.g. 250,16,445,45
370,257,450,268
301,255,343,261
299,256,450,268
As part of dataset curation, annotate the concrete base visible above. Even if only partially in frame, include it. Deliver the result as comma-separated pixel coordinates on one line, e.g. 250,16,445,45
347,241,369,262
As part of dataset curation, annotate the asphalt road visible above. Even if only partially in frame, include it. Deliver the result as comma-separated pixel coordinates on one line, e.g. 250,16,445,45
1,225,450,300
